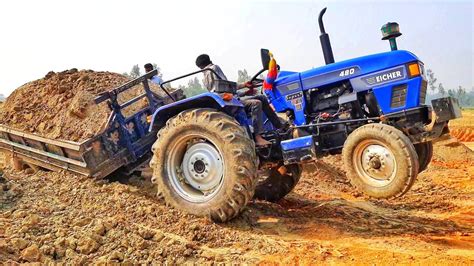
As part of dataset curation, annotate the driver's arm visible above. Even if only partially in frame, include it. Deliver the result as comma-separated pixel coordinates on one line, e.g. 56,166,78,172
236,81,256,97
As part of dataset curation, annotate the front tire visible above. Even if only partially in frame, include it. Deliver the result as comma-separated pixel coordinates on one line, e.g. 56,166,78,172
254,164,302,202
150,108,257,222
342,123,419,198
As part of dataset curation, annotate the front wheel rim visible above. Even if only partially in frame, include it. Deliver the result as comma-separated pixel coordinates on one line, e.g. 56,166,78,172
166,134,224,203
353,140,397,187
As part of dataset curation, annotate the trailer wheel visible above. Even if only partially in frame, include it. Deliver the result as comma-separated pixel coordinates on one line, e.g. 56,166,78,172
150,108,257,222
414,141,433,173
254,164,301,202
342,123,419,198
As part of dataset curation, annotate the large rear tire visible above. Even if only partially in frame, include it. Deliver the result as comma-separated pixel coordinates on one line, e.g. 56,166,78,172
342,123,419,199
150,108,257,222
414,141,433,173
254,164,302,202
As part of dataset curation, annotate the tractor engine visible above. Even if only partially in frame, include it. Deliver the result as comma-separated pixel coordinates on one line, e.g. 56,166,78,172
303,82,363,154
308,82,349,114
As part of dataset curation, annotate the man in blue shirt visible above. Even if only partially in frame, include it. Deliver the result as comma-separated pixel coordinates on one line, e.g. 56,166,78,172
144,63,163,85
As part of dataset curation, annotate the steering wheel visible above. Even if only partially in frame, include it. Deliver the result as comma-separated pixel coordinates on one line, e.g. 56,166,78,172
249,69,265,88
248,64,281,89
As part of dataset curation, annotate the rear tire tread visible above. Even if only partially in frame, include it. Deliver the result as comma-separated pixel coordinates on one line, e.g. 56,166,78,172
151,108,257,222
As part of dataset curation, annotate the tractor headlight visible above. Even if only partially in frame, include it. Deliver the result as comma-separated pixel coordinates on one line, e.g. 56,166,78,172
407,62,423,78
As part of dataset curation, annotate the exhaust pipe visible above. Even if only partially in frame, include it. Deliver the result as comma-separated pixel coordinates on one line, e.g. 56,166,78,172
318,8,335,65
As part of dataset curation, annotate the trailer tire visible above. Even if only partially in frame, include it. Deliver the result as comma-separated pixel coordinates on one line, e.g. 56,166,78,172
342,123,419,199
150,108,257,222
414,141,433,173
254,164,301,202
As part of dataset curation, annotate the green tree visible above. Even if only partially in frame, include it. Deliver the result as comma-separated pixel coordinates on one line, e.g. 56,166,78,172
447,88,455,97
438,83,446,96
129,64,141,79
426,69,437,94
182,77,206,97
237,69,251,83
455,86,468,106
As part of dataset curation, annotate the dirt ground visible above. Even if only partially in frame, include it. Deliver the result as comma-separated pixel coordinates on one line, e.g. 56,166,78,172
0,111,473,264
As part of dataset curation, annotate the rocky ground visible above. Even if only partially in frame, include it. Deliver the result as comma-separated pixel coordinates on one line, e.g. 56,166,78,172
0,110,473,264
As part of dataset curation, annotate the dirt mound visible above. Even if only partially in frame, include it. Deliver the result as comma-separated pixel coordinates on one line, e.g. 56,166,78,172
0,69,164,142
450,127,474,142
0,169,288,264
432,137,474,164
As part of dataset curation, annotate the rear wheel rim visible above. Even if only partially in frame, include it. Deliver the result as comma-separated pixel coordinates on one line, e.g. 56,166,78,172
353,140,396,187
166,134,224,203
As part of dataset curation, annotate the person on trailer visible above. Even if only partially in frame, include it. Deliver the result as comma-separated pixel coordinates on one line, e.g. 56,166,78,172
144,63,163,85
195,54,283,146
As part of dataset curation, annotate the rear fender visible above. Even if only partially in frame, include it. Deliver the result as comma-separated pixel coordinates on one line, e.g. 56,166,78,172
149,92,246,131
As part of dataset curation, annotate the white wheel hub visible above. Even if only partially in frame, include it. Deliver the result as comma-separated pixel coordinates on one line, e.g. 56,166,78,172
181,142,223,192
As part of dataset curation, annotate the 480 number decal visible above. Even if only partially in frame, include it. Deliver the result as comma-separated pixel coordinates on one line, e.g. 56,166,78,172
339,68,356,77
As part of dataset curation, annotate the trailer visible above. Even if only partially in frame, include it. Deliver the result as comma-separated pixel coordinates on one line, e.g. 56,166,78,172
0,70,182,179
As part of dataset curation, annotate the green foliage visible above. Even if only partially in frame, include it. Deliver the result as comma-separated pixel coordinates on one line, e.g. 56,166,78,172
426,68,473,107
426,69,437,94
180,77,206,97
129,64,141,79
124,63,162,79
237,69,251,83
438,83,446,96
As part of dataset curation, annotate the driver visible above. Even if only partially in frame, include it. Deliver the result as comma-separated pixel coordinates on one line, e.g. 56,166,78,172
195,54,283,146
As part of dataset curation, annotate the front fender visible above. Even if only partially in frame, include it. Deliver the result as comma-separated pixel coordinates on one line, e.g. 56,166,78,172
149,92,245,131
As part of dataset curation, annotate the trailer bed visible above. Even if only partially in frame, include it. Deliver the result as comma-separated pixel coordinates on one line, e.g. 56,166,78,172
0,70,182,178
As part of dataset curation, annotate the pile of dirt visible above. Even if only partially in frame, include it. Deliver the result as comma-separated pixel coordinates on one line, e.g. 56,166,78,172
0,170,288,264
431,138,474,163
0,69,166,142
450,127,474,142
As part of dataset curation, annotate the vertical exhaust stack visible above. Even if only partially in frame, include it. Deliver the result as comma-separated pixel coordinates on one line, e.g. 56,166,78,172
318,8,335,65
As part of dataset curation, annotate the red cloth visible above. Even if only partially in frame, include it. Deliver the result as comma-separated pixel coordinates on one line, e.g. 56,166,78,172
263,54,277,91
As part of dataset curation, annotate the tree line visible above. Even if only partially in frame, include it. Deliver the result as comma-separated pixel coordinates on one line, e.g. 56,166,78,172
426,69,473,107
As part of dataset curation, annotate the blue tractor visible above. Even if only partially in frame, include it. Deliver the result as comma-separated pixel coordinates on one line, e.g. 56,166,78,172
147,8,461,221
0,8,460,223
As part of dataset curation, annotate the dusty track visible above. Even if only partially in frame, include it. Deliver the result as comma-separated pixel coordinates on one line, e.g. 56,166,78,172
1,112,473,264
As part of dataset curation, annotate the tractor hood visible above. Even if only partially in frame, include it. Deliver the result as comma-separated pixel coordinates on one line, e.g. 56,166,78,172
275,50,419,91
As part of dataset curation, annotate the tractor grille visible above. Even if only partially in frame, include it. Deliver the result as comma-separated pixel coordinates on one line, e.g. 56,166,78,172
419,80,428,104
390,84,407,108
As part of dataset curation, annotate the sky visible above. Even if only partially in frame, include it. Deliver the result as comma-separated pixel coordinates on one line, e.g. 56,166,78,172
0,0,472,96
